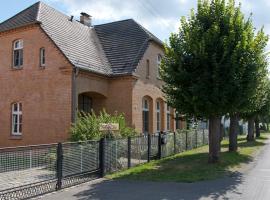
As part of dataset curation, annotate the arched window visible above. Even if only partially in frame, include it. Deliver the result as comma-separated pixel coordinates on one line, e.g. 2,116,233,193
157,54,162,78
156,101,161,132
12,103,22,135
142,98,149,134
166,104,171,131
40,47,46,67
13,39,23,68
78,94,92,113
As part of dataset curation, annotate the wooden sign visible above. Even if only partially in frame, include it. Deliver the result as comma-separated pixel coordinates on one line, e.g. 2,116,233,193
99,123,119,131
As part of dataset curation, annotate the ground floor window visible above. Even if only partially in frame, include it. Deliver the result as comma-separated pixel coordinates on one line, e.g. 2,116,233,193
166,104,171,131
156,101,161,132
12,102,22,136
142,99,149,134
78,94,92,113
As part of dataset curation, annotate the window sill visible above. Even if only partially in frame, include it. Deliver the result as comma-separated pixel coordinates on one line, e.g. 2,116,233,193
10,135,22,140
11,67,23,71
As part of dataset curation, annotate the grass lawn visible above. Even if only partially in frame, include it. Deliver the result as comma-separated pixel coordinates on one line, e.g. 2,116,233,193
107,133,269,182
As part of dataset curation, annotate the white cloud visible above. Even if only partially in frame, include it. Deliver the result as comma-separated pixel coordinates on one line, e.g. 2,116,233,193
44,0,270,50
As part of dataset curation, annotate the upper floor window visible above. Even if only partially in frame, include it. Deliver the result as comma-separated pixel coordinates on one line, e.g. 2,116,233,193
40,48,46,67
157,54,162,78
146,59,150,79
12,103,22,136
13,39,23,68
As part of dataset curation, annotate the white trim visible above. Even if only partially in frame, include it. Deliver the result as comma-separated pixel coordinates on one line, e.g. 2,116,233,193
12,103,22,136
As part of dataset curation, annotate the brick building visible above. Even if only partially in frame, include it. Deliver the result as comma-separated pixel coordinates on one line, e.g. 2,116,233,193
0,2,184,147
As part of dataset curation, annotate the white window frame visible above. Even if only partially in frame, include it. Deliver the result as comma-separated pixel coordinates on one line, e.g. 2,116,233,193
40,47,46,67
13,39,23,68
157,54,162,78
12,103,22,136
156,101,161,132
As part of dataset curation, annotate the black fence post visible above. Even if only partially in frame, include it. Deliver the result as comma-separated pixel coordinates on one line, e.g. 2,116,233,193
185,130,188,150
147,134,151,162
173,132,176,154
128,137,131,168
56,143,63,191
158,131,162,159
99,138,105,177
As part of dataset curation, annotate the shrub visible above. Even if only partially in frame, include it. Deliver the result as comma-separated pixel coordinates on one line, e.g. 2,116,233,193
70,110,138,141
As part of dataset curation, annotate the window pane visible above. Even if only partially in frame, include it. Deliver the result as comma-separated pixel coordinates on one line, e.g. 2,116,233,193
143,111,149,133
13,114,18,133
19,103,22,111
78,94,92,113
13,103,18,112
19,50,23,66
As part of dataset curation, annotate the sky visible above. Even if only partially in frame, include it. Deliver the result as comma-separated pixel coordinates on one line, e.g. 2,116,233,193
1,0,270,50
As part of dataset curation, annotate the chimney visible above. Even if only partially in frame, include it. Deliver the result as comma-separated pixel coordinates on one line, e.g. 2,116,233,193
80,12,92,26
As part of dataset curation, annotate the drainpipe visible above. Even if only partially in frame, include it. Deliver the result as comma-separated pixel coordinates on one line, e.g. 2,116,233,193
71,66,79,123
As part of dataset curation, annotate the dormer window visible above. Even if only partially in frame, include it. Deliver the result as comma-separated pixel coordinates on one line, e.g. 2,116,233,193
157,54,162,78
13,39,23,68
40,48,46,67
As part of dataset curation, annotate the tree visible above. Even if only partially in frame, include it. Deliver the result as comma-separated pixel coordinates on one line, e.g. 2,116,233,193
228,25,268,149
160,0,268,162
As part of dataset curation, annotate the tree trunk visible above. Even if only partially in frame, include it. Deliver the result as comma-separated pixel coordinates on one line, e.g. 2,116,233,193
208,116,221,163
247,117,255,141
229,114,238,152
255,117,260,138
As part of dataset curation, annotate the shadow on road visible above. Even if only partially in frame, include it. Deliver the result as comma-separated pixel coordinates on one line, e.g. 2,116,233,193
72,173,243,200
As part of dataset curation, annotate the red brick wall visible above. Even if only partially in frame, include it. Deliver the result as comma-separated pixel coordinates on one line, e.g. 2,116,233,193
0,25,73,147
132,42,176,133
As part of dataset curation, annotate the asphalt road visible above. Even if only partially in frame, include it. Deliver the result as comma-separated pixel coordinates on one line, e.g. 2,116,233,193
38,139,270,200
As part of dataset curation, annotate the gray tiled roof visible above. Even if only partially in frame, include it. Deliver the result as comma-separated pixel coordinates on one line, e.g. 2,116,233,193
0,1,163,76
94,19,163,75
0,1,111,75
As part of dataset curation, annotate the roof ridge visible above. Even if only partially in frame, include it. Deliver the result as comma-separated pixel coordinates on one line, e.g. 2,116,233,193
132,19,164,46
0,1,40,25
94,18,134,27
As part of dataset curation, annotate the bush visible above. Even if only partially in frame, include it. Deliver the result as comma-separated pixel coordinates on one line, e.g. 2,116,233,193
70,110,138,141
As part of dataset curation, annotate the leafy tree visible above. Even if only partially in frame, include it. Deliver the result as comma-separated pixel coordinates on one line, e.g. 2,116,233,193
160,0,267,162
70,110,138,141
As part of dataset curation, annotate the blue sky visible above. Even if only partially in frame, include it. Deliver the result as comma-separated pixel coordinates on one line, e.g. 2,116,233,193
1,0,270,51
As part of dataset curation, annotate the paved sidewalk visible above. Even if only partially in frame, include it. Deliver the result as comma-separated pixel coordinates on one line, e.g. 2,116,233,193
39,139,270,200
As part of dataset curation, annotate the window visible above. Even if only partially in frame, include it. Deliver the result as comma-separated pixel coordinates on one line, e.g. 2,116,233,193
40,48,45,67
166,104,170,130
12,103,22,136
13,40,23,68
142,99,149,134
157,54,162,78
78,94,92,113
175,111,180,130
156,101,161,132
146,59,150,78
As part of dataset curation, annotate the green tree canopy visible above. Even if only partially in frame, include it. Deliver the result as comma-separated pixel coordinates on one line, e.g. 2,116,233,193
161,0,268,162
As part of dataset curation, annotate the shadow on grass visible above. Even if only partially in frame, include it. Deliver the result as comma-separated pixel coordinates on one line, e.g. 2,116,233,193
72,151,248,200
221,136,267,148
70,135,269,200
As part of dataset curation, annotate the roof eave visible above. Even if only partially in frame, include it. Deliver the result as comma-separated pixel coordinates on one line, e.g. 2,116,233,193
0,21,41,33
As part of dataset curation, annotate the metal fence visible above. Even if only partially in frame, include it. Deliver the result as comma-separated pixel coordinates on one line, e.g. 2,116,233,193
0,129,208,200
